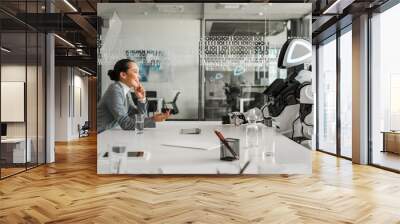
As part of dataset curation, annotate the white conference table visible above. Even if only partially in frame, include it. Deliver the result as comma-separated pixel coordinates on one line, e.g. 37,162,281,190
97,121,311,175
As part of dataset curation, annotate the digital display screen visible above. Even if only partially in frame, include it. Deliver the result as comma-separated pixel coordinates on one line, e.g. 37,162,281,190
127,151,144,157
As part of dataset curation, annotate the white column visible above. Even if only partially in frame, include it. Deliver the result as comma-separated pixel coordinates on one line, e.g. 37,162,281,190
352,14,369,164
45,0,56,163
46,32,55,163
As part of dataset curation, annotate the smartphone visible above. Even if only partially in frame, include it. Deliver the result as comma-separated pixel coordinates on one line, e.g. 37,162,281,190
127,151,144,157
180,128,201,134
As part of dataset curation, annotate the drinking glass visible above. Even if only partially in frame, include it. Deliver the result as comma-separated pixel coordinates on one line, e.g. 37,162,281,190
109,145,126,174
135,114,145,134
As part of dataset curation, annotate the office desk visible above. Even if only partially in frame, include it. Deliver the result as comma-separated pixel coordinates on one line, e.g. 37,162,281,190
382,131,400,154
97,121,311,174
1,138,32,163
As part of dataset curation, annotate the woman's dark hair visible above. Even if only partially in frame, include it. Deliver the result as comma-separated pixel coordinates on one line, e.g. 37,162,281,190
107,59,135,81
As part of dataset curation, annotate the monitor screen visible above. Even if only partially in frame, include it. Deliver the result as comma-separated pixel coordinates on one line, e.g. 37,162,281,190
1,123,7,137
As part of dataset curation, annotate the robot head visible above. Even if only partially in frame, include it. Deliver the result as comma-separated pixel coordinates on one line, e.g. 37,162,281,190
278,38,312,69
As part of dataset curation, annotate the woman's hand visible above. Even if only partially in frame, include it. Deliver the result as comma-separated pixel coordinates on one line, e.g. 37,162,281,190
151,110,170,122
132,79,146,100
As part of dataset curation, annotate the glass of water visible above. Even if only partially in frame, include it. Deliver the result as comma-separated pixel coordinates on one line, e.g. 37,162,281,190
135,114,145,134
245,122,259,148
109,145,126,174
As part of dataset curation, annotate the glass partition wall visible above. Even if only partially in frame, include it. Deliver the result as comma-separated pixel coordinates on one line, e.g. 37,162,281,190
0,2,46,179
203,19,310,120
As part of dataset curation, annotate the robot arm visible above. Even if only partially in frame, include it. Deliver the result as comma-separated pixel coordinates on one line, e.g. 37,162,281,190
261,38,313,148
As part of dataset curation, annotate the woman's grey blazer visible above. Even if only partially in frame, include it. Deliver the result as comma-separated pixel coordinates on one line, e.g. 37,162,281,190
97,82,153,133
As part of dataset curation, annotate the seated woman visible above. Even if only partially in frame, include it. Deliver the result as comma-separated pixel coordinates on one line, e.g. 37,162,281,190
97,59,169,133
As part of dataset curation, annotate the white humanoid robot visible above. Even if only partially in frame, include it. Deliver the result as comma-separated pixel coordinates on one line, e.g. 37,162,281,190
262,38,313,148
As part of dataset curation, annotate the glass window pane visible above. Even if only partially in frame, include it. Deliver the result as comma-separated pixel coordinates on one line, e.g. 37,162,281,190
318,37,337,154
371,3,400,171
340,29,352,158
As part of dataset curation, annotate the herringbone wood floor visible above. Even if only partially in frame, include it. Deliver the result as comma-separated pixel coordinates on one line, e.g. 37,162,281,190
1,135,400,224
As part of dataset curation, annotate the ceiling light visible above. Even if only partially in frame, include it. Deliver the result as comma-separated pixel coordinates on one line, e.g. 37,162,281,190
1,47,11,53
78,67,92,76
54,34,75,48
258,12,264,16
63,0,78,12
322,0,346,14
76,49,84,55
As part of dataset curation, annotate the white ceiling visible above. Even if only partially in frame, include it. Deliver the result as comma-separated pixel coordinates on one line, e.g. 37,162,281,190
205,3,311,20
98,3,203,20
98,3,312,20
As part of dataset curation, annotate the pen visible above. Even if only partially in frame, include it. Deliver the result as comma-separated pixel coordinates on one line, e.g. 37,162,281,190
214,130,239,160
239,160,250,174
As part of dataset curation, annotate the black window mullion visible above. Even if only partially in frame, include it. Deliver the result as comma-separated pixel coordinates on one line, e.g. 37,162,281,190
24,0,28,171
315,45,320,150
0,19,2,179
367,11,373,165
336,29,341,157
36,0,39,168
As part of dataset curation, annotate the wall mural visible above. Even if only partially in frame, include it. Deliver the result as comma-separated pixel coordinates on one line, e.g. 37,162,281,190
97,3,313,175
126,50,169,82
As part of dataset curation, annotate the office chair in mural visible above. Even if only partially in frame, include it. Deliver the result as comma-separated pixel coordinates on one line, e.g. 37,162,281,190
223,83,240,112
161,91,181,115
79,121,90,138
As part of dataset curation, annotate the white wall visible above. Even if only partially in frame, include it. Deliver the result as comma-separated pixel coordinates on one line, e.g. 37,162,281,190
72,74,89,138
55,67,69,141
1,65,36,137
55,67,89,141
101,17,200,120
